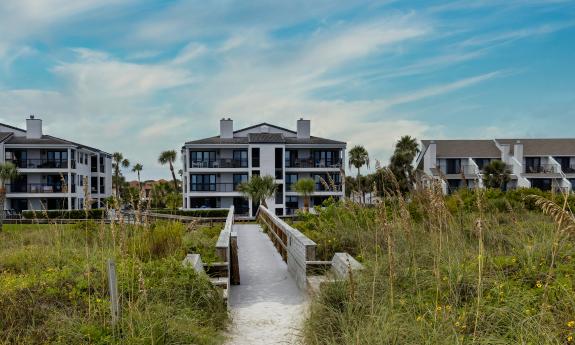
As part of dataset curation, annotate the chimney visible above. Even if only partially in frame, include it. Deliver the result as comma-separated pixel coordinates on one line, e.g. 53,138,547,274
297,118,310,139
26,115,42,139
220,118,233,139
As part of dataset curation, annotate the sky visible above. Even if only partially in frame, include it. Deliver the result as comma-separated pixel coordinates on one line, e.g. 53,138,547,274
0,0,574,180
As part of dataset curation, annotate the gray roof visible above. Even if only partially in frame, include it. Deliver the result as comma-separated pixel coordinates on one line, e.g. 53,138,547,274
6,135,71,145
0,132,14,142
186,134,345,145
421,139,501,158
186,122,345,145
496,139,575,156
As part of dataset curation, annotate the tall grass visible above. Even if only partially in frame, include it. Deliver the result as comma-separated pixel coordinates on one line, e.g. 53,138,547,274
0,216,228,344
299,187,575,344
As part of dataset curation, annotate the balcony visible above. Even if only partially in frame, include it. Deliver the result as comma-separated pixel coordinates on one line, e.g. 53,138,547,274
524,164,558,174
190,159,248,169
315,183,342,192
286,159,342,169
6,183,76,193
443,164,479,175
562,166,575,174
10,159,75,169
189,183,240,193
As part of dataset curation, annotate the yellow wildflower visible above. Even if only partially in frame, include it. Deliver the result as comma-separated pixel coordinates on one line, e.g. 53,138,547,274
536,281,542,288
567,320,575,328
568,335,573,342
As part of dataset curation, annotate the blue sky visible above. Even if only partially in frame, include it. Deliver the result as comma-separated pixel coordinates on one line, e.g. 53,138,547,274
0,0,574,179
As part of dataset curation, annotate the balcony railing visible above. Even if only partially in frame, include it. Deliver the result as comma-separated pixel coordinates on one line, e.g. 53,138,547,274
286,159,342,168
190,159,248,168
524,164,558,174
10,159,75,169
315,183,342,192
562,166,575,174
189,183,240,192
6,183,76,193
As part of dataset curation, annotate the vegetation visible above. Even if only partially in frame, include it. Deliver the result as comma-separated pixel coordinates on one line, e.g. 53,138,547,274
292,178,315,211
299,186,575,345
0,220,228,344
388,135,420,194
0,162,18,231
237,175,277,207
22,209,106,220
347,146,370,202
158,150,179,191
112,152,130,198
483,160,512,190
132,163,143,194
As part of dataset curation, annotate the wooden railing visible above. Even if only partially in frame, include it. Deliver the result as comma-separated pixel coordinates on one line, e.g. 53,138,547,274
257,205,317,289
182,206,239,304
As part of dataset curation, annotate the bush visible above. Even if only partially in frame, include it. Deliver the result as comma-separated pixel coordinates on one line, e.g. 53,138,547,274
22,209,106,219
151,209,229,218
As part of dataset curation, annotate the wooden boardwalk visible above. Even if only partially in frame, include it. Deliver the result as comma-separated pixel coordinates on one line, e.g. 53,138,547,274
226,223,308,345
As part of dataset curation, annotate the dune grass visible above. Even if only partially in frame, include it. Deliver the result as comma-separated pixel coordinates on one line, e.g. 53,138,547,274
0,220,228,344
298,187,575,345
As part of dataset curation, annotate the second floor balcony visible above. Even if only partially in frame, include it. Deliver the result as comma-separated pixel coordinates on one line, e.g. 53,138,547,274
190,159,248,169
189,183,241,193
524,164,559,174
10,159,76,169
6,183,76,193
286,158,342,169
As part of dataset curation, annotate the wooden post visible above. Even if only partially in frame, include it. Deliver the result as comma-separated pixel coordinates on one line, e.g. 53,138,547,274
107,259,120,326
230,232,240,285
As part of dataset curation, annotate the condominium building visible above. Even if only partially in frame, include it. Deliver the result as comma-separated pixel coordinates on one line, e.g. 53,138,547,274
416,139,575,193
181,118,346,216
0,116,113,211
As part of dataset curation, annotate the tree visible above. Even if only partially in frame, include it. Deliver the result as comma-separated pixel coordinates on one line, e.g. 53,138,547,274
0,162,18,231
482,160,511,190
112,152,130,198
388,135,420,194
292,178,315,211
159,150,179,191
348,145,370,203
237,175,277,209
132,163,143,193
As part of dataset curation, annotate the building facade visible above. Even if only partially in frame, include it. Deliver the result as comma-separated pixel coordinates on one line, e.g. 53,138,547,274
416,139,575,193
1,116,113,211
182,118,346,216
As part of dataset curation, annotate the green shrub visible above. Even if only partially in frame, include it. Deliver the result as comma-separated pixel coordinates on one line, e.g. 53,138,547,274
22,209,106,220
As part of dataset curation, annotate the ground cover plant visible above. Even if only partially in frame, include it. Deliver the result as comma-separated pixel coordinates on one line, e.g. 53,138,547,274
299,186,575,345
0,219,228,344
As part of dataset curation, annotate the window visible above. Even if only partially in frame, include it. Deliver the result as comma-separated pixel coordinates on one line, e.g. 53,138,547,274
525,157,541,173
286,196,298,214
100,156,105,173
285,150,298,167
252,170,260,176
446,159,461,174
233,150,248,167
275,208,284,216
190,174,216,191
189,197,219,208
251,148,260,168
275,184,283,204
474,158,491,171
233,174,248,189
286,173,298,191
190,151,216,165
314,173,340,191
91,177,98,193
313,150,340,167
100,177,105,194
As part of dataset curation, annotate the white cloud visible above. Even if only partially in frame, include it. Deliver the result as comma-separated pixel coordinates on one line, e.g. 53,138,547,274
52,48,194,98
172,42,207,64
138,118,188,140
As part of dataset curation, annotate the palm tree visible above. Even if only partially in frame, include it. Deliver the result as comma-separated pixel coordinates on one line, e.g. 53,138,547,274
112,152,130,198
0,162,18,231
237,175,277,209
292,178,315,211
482,160,511,190
389,135,420,194
158,150,178,191
132,163,143,193
348,145,370,203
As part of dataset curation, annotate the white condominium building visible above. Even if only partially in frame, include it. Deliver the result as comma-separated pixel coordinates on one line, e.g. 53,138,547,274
416,138,575,193
181,118,346,216
1,116,113,211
